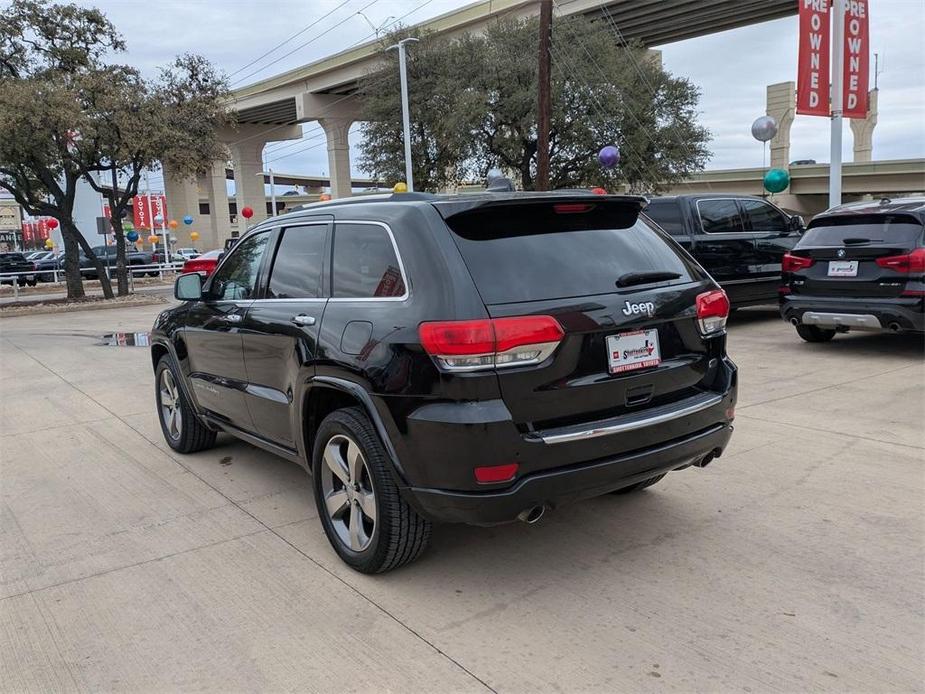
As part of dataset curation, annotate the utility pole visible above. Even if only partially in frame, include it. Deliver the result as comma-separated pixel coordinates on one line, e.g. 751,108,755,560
387,37,419,191
829,0,845,208
536,0,552,191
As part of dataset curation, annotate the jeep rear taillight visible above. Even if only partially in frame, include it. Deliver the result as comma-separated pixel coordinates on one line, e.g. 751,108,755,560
782,252,814,272
876,248,925,273
419,316,564,371
695,289,730,336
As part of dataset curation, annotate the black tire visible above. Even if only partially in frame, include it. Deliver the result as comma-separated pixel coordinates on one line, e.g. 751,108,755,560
154,355,216,454
611,473,666,494
796,324,836,342
312,407,431,574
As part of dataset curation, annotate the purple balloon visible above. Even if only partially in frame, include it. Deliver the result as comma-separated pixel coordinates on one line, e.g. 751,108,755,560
598,145,620,169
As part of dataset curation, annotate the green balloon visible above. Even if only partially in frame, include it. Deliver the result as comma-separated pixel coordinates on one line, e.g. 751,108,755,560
763,168,790,193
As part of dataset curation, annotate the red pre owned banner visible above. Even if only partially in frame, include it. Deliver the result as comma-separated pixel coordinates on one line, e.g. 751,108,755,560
797,0,831,116
843,0,870,119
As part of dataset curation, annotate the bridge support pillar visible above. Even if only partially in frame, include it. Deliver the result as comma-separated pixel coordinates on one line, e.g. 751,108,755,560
204,159,231,247
320,118,353,199
163,171,200,235
850,89,878,163
230,140,268,233
766,81,795,169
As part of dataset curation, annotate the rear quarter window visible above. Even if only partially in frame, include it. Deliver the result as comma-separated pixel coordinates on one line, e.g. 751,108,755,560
444,202,702,304
644,199,686,236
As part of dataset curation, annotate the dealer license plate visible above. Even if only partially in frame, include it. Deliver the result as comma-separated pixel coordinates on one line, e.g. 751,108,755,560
828,260,858,277
607,329,661,374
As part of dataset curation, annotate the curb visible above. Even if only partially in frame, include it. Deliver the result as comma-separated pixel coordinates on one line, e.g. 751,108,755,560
0,297,168,319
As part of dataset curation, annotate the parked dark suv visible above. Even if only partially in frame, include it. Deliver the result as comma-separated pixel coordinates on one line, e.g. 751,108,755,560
151,191,737,573
644,194,804,307
781,197,925,341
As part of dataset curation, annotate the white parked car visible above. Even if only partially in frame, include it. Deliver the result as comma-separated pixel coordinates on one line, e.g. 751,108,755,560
174,248,201,261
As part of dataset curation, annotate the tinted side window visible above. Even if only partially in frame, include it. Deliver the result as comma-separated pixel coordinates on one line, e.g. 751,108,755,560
645,200,686,236
332,223,406,299
209,231,269,301
698,199,745,233
741,199,787,232
267,225,327,299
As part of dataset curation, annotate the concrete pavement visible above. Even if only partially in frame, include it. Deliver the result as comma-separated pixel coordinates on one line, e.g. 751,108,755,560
1,304,923,692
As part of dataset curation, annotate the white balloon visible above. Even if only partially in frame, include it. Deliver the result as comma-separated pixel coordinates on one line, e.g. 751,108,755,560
751,115,778,142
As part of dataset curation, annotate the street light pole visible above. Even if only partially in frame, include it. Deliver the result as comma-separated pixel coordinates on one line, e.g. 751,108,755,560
829,0,845,208
387,37,419,191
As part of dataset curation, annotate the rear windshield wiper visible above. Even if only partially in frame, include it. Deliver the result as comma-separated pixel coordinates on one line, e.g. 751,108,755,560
616,271,682,288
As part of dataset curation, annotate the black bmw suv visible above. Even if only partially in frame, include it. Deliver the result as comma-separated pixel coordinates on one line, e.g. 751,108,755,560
151,192,737,573
781,197,925,341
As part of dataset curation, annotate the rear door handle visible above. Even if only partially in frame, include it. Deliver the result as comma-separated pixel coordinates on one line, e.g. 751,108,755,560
291,314,316,326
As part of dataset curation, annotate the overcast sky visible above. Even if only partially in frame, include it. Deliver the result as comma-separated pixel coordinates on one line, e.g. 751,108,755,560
60,0,925,189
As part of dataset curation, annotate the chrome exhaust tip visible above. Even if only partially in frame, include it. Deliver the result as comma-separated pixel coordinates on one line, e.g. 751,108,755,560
790,317,800,326
889,322,902,332
517,505,546,524
696,453,715,468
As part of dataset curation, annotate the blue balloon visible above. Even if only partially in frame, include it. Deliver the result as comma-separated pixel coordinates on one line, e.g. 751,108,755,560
598,145,621,169
125,230,139,242
183,215,194,225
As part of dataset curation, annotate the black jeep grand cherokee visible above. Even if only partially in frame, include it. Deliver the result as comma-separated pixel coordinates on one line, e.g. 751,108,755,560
151,192,737,573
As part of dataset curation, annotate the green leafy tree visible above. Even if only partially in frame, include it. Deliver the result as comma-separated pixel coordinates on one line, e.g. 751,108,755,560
0,0,231,299
358,17,710,193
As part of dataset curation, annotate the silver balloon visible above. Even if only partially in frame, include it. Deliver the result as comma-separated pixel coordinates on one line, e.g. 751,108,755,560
751,115,778,143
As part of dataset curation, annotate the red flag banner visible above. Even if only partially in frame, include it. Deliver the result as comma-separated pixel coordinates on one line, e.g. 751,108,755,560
843,0,870,118
797,0,831,116
132,195,168,230
133,195,149,230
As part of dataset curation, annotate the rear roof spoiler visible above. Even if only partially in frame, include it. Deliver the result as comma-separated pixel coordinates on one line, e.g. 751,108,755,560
433,194,649,220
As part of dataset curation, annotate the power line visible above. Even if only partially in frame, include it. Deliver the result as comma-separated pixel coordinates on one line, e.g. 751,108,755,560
231,0,381,87
227,0,356,80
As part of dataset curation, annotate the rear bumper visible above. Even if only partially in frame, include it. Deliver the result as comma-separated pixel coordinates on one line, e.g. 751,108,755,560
781,295,924,333
405,423,733,525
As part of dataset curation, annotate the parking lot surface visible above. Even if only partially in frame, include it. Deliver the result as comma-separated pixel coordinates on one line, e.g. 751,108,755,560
1,304,923,692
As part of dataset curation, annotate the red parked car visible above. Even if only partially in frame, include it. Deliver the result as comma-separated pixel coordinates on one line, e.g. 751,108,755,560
181,249,223,277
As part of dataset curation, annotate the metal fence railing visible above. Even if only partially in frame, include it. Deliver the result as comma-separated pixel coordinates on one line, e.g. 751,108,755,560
0,262,184,300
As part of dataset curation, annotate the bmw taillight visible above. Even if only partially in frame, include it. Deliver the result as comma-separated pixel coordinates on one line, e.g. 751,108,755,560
695,289,730,336
782,252,814,272
419,316,564,372
876,248,925,273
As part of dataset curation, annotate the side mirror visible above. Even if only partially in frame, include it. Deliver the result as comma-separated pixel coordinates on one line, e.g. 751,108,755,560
789,215,806,233
175,272,203,301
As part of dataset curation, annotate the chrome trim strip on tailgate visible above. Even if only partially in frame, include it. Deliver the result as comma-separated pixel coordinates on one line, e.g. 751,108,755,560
527,392,725,445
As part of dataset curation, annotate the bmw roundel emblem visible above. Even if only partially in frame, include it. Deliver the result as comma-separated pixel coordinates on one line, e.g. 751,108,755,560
836,248,846,258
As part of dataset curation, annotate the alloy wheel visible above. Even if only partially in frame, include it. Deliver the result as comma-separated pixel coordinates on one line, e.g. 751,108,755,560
159,368,182,441
320,434,377,552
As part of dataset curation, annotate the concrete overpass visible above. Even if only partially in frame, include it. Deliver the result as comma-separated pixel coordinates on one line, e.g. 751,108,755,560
664,158,925,217
164,0,799,249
